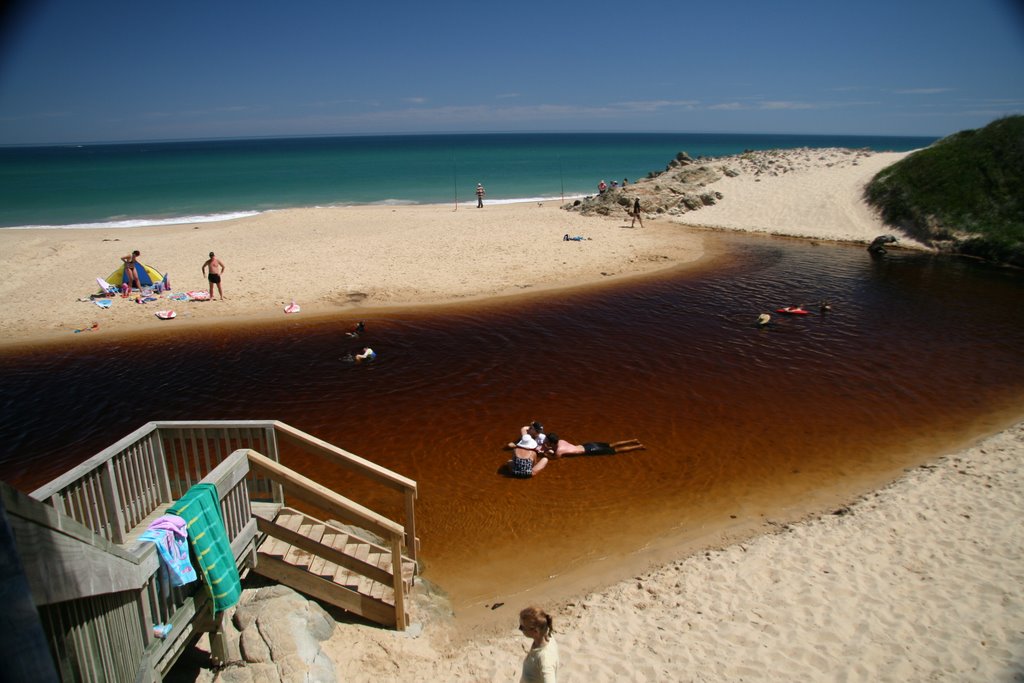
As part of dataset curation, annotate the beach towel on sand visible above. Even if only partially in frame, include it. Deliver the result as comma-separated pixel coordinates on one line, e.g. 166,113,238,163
168,483,241,613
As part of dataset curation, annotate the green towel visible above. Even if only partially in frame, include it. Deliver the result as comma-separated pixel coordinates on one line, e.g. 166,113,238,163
168,483,241,613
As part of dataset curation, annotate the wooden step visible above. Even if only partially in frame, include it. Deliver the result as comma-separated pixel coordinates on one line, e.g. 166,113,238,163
253,507,413,628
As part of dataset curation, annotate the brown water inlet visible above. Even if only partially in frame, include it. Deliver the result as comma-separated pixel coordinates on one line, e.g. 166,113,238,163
2,233,1022,622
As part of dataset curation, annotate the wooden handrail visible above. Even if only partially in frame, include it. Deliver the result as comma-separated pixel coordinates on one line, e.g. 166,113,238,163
2,482,158,606
246,451,405,540
272,422,418,494
30,422,159,500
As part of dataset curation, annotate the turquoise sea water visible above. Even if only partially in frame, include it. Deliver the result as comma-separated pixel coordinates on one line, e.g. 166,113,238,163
0,132,937,229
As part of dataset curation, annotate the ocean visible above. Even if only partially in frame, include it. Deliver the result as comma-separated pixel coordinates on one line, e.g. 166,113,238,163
0,132,936,229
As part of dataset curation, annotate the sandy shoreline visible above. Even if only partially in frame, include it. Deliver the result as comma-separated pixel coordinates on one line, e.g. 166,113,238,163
7,147,1022,680
326,421,1023,681
0,201,703,351
0,148,912,351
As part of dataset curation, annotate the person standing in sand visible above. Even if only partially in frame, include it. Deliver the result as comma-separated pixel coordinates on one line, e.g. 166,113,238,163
518,606,558,682
121,250,142,291
630,197,644,228
202,251,226,300
476,182,486,208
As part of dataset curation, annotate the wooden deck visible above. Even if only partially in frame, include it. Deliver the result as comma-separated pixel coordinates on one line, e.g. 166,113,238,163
7,420,419,681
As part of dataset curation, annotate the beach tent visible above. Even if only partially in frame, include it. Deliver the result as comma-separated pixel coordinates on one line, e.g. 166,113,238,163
105,261,165,288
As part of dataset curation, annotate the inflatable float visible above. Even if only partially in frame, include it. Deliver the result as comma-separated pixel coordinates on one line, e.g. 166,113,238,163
155,310,176,320
284,301,301,314
776,307,810,315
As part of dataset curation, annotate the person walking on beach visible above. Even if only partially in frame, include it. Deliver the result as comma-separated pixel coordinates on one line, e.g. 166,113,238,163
121,250,142,292
544,434,645,458
476,182,486,208
630,197,644,228
518,606,559,682
202,251,226,300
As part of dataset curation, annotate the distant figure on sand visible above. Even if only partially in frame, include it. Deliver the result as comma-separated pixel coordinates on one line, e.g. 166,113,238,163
518,606,559,682
202,251,226,300
507,434,549,478
544,434,645,458
121,250,142,291
630,197,644,228
476,183,486,208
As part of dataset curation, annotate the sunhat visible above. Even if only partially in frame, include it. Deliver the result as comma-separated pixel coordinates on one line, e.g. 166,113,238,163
516,435,538,450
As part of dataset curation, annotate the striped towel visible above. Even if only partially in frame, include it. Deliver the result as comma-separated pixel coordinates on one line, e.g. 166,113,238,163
168,483,241,613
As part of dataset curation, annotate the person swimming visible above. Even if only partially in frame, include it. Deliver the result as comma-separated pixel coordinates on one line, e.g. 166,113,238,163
346,321,366,338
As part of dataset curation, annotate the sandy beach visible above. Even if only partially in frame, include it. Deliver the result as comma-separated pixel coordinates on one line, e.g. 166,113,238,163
0,148,914,351
0,201,702,350
5,148,1022,680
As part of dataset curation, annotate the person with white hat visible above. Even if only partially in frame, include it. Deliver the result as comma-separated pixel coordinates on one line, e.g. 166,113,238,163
507,421,547,450
508,433,549,478
476,182,486,208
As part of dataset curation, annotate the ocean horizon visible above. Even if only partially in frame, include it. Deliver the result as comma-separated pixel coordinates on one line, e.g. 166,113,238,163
0,132,937,230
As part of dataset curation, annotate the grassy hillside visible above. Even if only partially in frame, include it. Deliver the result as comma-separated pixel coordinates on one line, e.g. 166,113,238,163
864,116,1024,266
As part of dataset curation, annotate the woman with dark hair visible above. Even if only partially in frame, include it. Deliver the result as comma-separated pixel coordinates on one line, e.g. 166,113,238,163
121,249,142,291
518,606,558,682
630,197,644,228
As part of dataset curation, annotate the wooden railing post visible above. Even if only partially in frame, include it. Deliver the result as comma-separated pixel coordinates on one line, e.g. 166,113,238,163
403,489,418,563
264,426,285,504
101,460,128,544
390,536,406,631
150,431,173,503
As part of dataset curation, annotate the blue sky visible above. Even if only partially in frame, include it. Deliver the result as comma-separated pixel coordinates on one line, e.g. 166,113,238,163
1,0,1022,144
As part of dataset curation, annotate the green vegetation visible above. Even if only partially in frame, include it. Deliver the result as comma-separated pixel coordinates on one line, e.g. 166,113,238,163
864,116,1024,267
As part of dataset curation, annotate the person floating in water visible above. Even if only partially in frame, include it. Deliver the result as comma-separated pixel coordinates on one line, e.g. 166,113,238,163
354,347,376,362
346,320,366,338
543,434,645,458
757,313,771,327
507,422,546,450
507,434,550,478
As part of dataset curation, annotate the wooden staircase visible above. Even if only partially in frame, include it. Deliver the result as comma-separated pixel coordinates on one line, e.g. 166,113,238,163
253,507,417,628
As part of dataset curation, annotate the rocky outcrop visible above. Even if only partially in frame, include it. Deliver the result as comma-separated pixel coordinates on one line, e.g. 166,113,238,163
563,147,875,221
196,585,337,683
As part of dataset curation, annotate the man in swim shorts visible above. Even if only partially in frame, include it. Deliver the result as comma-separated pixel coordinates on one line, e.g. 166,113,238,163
544,434,645,458
202,251,226,300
